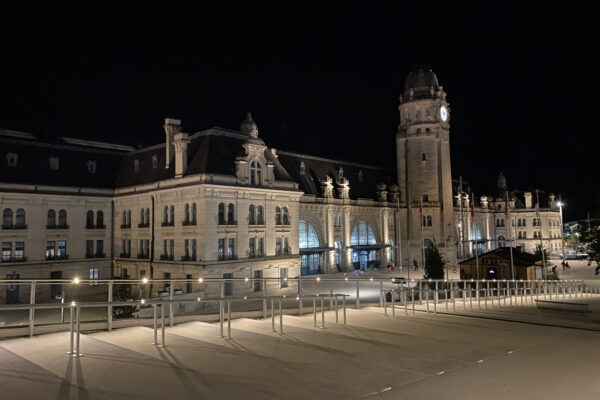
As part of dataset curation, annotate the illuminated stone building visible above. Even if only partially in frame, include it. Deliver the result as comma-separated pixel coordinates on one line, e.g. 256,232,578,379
0,66,562,294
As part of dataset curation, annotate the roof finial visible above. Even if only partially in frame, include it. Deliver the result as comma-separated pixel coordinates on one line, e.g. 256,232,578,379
240,111,258,138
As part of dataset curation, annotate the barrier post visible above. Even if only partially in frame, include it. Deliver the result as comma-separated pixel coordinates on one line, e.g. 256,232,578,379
298,277,303,316
68,303,74,355
161,303,166,347
321,297,325,328
271,298,275,332
219,300,224,338
108,280,113,331
392,290,396,317
279,297,283,333
169,280,174,327
434,281,437,314
313,297,317,327
379,281,383,307
75,306,81,357
227,300,231,339
356,281,360,310
343,295,347,324
29,282,36,337
335,295,339,323
263,280,267,318
152,304,158,345
383,290,388,316
411,288,415,316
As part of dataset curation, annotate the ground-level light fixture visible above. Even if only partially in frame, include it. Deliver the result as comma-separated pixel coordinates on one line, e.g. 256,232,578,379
198,277,204,283
73,277,80,284
142,277,148,284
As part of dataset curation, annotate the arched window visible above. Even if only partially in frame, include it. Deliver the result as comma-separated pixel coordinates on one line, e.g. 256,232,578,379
518,219,522,226
299,220,320,248
334,241,342,266
191,203,196,224
248,205,255,225
498,235,506,247
15,209,25,227
86,210,94,228
275,206,282,225
122,211,127,226
169,205,174,224
140,209,145,224
282,207,290,225
47,209,56,227
227,203,234,224
163,206,168,224
218,203,225,225
350,221,376,246
184,203,190,223
96,210,104,227
257,205,264,225
127,210,131,225
58,210,67,227
250,160,262,185
144,208,150,225
426,215,432,226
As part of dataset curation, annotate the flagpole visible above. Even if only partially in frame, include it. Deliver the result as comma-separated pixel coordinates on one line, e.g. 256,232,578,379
396,196,406,279
472,192,480,280
506,191,515,280
536,189,546,279
459,177,466,261
420,197,425,272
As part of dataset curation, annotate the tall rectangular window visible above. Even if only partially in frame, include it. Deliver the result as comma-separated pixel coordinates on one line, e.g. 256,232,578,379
280,267,288,288
86,240,94,257
253,270,262,292
218,238,225,260
2,242,11,261
14,242,24,260
58,240,67,258
275,237,282,255
191,239,196,261
283,237,289,254
257,238,263,257
46,241,56,259
249,237,255,257
96,240,104,257
169,239,174,259
228,238,235,259
89,268,99,285
184,239,190,258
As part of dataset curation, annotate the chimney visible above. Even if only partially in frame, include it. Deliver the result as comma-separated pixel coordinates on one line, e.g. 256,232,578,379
524,192,532,208
163,118,182,169
173,132,190,178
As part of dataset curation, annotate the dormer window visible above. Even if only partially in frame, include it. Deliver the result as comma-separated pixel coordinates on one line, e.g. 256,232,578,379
87,160,97,173
250,160,262,185
152,155,158,168
300,161,305,175
6,153,18,167
358,170,363,183
134,159,140,173
338,167,344,181
49,156,60,171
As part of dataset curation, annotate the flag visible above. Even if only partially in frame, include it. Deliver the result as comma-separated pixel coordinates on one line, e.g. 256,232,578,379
470,193,475,217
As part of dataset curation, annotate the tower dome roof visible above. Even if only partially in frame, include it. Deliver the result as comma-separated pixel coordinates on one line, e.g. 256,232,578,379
404,65,439,90
240,112,259,138
401,65,445,102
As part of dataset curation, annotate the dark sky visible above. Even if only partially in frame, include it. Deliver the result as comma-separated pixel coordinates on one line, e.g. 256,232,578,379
1,3,598,220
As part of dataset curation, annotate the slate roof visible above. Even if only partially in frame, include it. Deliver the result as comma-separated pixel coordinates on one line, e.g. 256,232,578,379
277,151,395,200
0,131,131,189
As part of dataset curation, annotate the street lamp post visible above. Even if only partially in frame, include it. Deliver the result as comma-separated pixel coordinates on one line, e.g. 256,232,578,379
558,201,565,266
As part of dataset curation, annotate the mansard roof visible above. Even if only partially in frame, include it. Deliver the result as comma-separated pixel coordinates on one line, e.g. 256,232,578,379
0,131,130,189
277,151,394,200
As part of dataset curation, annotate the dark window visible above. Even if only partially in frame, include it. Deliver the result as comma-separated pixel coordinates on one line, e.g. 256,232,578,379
282,207,290,225
275,206,282,225
47,209,56,227
96,210,104,228
86,210,94,228
249,205,255,225
218,203,225,225
227,204,235,224
15,209,25,227
3,208,12,227
58,210,67,227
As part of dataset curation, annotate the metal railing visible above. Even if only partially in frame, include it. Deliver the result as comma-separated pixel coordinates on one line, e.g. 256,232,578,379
0,277,597,339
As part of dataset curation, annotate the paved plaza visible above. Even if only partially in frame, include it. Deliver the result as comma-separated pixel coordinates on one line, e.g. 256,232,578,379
1,300,599,400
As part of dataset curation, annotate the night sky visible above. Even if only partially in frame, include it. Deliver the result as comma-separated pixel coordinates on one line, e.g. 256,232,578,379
1,3,598,220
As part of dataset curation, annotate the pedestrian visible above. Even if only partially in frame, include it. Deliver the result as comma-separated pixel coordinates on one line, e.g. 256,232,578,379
565,261,570,269
413,259,418,271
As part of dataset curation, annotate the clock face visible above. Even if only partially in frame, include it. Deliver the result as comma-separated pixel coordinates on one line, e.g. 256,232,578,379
440,106,448,121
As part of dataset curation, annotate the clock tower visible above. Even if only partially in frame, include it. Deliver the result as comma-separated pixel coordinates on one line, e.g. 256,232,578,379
396,65,457,267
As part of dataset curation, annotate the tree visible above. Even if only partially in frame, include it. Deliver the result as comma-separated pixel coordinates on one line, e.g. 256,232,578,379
424,244,445,279
534,244,550,261
576,220,600,275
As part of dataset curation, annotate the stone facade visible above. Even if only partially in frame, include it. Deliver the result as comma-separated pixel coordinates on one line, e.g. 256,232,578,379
0,66,563,295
